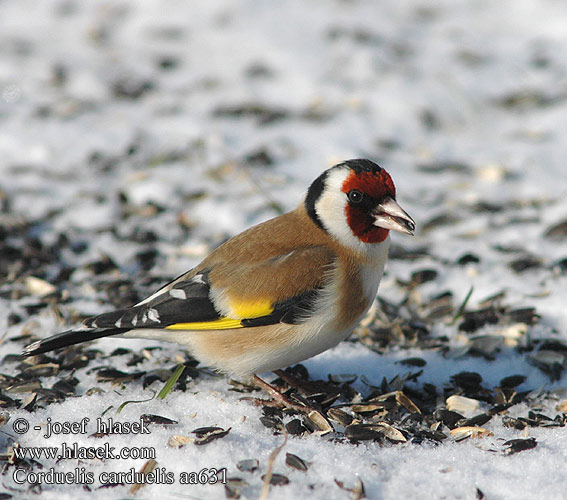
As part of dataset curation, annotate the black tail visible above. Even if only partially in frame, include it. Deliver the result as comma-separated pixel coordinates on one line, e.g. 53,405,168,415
23,327,129,356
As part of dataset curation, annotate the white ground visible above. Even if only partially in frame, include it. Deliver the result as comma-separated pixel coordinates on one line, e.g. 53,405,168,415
1,1,567,499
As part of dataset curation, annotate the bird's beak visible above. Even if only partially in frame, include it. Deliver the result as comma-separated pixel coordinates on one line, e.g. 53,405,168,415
372,197,416,235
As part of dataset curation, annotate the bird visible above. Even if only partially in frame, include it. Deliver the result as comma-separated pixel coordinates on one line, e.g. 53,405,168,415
24,159,415,409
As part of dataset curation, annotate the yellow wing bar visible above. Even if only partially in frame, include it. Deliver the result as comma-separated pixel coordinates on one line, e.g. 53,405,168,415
228,297,273,319
165,317,243,331
164,297,274,330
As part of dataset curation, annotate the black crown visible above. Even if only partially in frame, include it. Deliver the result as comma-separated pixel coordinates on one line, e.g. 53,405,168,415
341,159,382,175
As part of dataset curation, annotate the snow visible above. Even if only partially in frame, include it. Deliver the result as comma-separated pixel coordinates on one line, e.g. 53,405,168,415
1,0,567,499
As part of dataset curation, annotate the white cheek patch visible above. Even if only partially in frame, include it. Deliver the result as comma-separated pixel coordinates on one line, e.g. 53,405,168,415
315,167,367,253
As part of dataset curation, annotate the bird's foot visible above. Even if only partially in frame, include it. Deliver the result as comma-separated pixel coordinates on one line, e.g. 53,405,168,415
249,374,311,413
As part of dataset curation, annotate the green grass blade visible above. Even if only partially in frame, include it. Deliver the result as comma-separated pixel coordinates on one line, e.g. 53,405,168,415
450,286,474,325
157,364,185,400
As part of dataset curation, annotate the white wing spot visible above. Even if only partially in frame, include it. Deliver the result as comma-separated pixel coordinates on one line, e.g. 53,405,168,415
131,315,138,327
169,288,187,300
148,308,160,323
192,274,206,284
114,317,123,328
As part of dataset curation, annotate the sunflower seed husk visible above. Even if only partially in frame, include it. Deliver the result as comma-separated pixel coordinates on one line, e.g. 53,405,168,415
499,375,526,388
285,453,309,471
446,395,482,416
372,422,407,443
503,437,537,455
0,411,10,426
6,380,42,394
303,410,333,434
344,424,383,441
327,408,354,426
192,426,231,445
261,473,289,486
141,414,178,426
236,459,259,473
449,426,492,442
531,350,565,366
285,418,307,435
328,374,358,384
24,276,57,297
168,435,194,448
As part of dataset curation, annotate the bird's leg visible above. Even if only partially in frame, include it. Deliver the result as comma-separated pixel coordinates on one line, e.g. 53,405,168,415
251,375,310,413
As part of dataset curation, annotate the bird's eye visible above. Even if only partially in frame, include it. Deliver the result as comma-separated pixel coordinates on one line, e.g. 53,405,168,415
348,190,363,203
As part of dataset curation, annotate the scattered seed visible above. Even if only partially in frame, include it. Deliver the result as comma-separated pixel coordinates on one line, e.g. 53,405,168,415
334,477,365,499
285,418,307,436
451,372,483,391
24,276,57,297
449,426,492,442
396,391,422,414
457,253,480,265
0,393,19,408
544,219,567,241
141,370,172,388
352,403,385,414
261,473,289,486
168,435,194,448
192,426,224,437
373,422,407,443
446,395,481,415
388,244,430,260
328,374,358,384
260,416,282,430
434,409,464,429
344,424,383,441
86,387,105,396
285,453,309,471
422,214,461,232
0,411,10,426
141,414,178,426
417,161,471,174
303,410,333,434
109,348,132,357
397,357,427,367
193,427,231,445
21,392,38,411
458,307,499,332
499,375,526,388
531,350,565,366
410,269,438,285
224,483,241,499
509,255,543,273
95,368,145,384
503,437,537,455
236,459,259,473
21,363,59,378
213,103,289,125
129,459,157,495
459,413,492,427
327,408,354,426
6,380,42,394
51,378,78,396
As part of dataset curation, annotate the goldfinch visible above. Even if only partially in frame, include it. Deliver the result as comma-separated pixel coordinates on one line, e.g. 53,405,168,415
24,159,414,385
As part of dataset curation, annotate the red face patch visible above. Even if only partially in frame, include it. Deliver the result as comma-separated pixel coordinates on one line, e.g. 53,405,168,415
342,169,396,243
341,170,396,200
345,207,389,243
